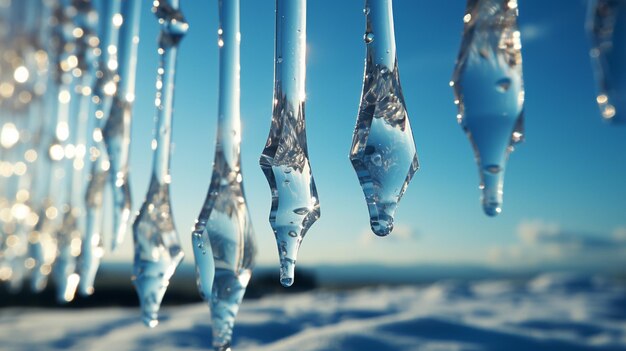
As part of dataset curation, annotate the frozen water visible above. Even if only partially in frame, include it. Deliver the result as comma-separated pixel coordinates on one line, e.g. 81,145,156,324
588,0,626,123
131,0,187,327
192,1,256,349
102,0,142,249
350,0,419,237
451,0,525,216
260,0,320,287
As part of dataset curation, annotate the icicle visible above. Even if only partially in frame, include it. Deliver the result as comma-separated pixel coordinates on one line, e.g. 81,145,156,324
451,0,525,216
0,0,50,292
102,0,142,250
52,0,100,303
350,0,419,237
27,0,64,293
78,0,122,297
192,0,256,349
48,0,84,303
260,0,319,287
132,0,187,328
588,0,626,123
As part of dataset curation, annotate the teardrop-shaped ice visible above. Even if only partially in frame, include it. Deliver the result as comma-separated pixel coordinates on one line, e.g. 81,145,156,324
588,0,626,123
102,0,142,249
192,1,257,349
132,0,187,327
350,0,419,237
132,177,184,327
451,0,525,216
260,0,320,288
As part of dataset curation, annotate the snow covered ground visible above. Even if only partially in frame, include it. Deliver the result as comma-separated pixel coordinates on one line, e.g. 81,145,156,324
0,273,625,351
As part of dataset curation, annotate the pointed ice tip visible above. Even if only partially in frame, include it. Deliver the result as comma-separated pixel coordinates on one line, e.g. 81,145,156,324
370,212,394,236
279,258,295,287
142,312,159,328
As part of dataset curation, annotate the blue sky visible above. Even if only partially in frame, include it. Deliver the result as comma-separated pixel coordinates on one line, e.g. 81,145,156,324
105,0,626,271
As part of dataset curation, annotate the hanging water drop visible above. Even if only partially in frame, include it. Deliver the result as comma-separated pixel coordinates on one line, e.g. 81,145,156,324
364,32,374,43
260,0,320,287
350,0,419,237
451,0,525,216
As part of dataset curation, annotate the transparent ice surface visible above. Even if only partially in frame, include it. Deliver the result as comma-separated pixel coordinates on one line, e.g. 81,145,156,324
588,0,626,123
191,0,256,349
451,0,525,216
260,0,319,287
350,0,419,237
102,0,142,249
132,0,187,328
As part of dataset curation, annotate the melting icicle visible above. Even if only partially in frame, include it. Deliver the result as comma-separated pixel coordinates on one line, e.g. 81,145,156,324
588,0,626,123
350,0,419,237
78,0,122,297
451,0,525,216
132,0,187,328
260,0,319,287
102,0,142,250
192,1,257,349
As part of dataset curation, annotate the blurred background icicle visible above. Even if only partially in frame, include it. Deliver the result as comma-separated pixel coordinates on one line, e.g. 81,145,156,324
587,0,626,123
51,0,100,304
349,0,419,237
102,0,141,250
259,0,319,288
451,0,525,217
191,0,256,349
0,0,49,293
131,0,187,328
77,0,122,297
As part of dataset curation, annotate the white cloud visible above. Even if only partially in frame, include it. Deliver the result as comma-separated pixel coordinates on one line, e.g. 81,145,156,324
517,220,559,245
358,223,417,246
613,227,626,242
488,219,626,268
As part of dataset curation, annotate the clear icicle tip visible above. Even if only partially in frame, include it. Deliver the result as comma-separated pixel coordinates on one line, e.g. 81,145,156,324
279,257,295,287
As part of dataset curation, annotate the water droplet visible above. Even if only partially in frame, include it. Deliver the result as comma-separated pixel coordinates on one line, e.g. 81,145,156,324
364,32,374,43
484,165,501,174
371,212,394,237
363,7,370,15
293,207,309,215
288,231,298,238
370,152,382,167
495,78,511,92
277,56,283,63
